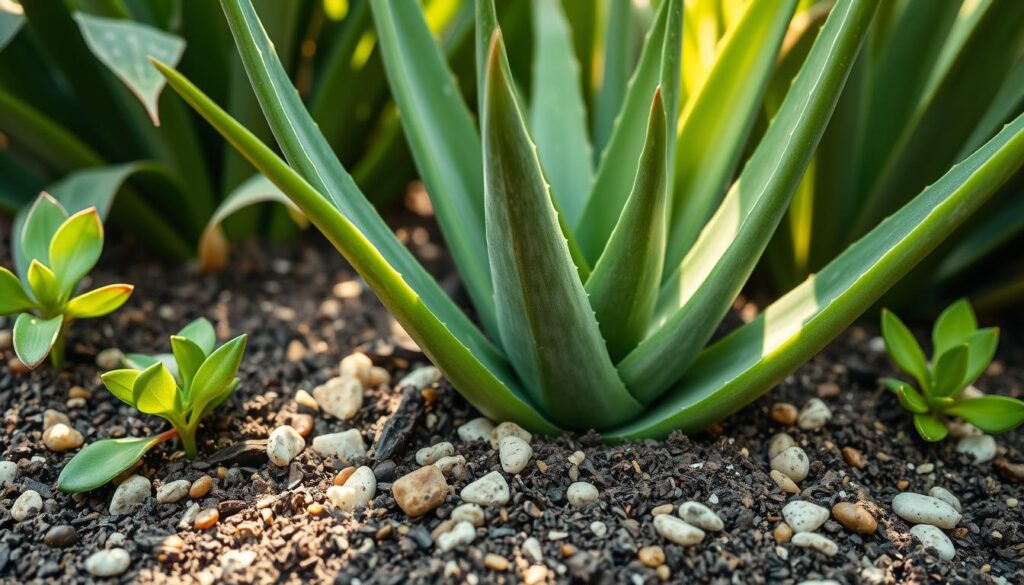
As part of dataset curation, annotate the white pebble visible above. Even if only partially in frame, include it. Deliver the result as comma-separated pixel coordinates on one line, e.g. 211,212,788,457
956,434,996,464
451,503,485,527
522,536,543,562
678,501,724,531
782,501,829,533
771,446,810,482
437,521,476,552
0,461,17,485
96,348,124,370
326,466,376,511
590,521,608,537
892,492,962,529
11,490,42,521
568,451,585,466
267,425,305,467
797,398,832,430
654,514,705,545
928,486,962,513
397,365,442,390
311,429,365,465
339,352,373,386
498,436,532,474
294,389,319,411
416,442,455,466
457,418,494,443
490,421,532,449
43,423,84,452
768,433,797,459
910,524,955,561
85,548,131,577
460,471,510,506
220,550,257,575
868,336,886,353
109,475,151,516
791,532,838,556
313,377,363,420
178,503,200,529
433,455,466,476
567,481,600,507
156,480,190,504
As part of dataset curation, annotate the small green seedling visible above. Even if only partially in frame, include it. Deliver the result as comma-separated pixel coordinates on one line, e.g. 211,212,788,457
882,299,1024,442
1,194,133,368
57,318,246,493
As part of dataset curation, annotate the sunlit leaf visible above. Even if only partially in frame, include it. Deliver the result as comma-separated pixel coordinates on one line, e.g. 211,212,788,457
66,284,134,318
48,208,103,295
946,396,1024,434
13,313,62,368
0,267,35,314
101,369,140,407
57,435,164,493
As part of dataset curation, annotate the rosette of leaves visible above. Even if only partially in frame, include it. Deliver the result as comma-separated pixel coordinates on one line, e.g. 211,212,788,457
57,319,246,493
153,0,1024,438
882,299,1024,442
1,193,132,368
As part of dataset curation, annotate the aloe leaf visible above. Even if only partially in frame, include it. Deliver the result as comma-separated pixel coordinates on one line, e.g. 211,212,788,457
13,313,63,368
56,435,165,493
187,334,246,417
881,309,930,391
931,344,968,398
219,0,500,343
585,90,667,363
962,327,999,389
101,369,140,407
932,298,977,356
592,0,634,159
154,59,557,433
604,108,1024,441
0,267,35,314
664,0,798,272
528,0,593,227
73,13,184,125
913,413,948,442
482,31,642,429
49,209,104,295
0,9,23,52
198,174,302,272
177,318,217,356
575,0,680,262
946,396,1024,434
621,0,880,401
66,284,134,318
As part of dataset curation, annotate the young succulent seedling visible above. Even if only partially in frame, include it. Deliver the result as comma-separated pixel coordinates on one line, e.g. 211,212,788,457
57,318,246,493
882,299,1024,442
0,193,133,368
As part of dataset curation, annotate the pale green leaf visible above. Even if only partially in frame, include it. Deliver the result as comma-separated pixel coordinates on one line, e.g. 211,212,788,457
17,193,68,279
57,435,164,493
171,335,209,398
48,208,104,295
132,362,178,415
66,284,134,318
101,369,140,407
882,309,931,391
13,313,63,368
187,334,246,416
177,318,216,356
932,298,977,356
0,267,35,314
27,260,61,309
592,0,634,159
946,396,1024,434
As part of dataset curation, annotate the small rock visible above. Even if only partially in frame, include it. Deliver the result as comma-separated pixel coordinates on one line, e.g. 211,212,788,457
770,403,798,425
194,508,219,530
651,503,675,516
638,545,665,567
367,366,391,387
771,446,810,482
773,523,793,543
156,480,191,504
782,501,829,533
654,514,705,545
286,340,306,362
11,490,42,521
340,352,373,386
457,418,494,443
0,461,17,485
396,366,442,389
460,471,510,506
892,492,962,529
393,466,447,516
916,462,935,474
791,532,838,556
437,521,476,552
928,486,962,512
85,548,130,577
678,501,724,531
498,436,532,474
291,413,314,437
831,502,877,534
957,434,996,464
43,409,70,431
590,521,608,537
433,455,466,477
190,475,213,499
313,377,362,420
178,503,200,529
415,442,455,466
221,550,257,575
768,433,797,459
522,537,543,562
566,481,599,507
996,458,1024,483
109,475,151,515
842,446,866,469
327,466,377,512
43,525,78,548
490,422,532,449
797,398,832,430
484,553,510,571
910,524,955,561
295,389,319,411
96,348,125,370
266,425,305,467
42,423,84,451
770,470,800,494
451,503,484,527
568,451,585,466
311,429,365,465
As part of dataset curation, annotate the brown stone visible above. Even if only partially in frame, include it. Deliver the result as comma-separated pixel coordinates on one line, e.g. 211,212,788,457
392,466,448,517
291,414,314,437
484,553,510,571
831,502,877,534
334,467,356,486
638,545,665,567
773,523,793,543
842,446,866,469
189,475,213,499
770,403,798,426
194,508,219,530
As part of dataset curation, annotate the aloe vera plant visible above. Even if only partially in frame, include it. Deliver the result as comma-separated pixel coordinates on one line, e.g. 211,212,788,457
882,299,1023,442
154,0,1024,438
1,194,132,369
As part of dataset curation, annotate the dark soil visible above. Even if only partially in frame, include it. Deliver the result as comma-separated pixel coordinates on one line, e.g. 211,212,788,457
1,214,1023,584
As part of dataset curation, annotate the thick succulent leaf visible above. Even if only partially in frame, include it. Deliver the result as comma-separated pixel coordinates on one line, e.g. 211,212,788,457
74,13,185,125
368,0,495,333
893,381,930,415
57,435,164,493
881,309,930,391
914,413,948,442
528,0,593,226
49,208,104,296
198,174,303,272
27,260,61,309
171,336,206,394
17,193,68,280
483,31,642,429
576,0,681,262
132,362,178,415
620,0,880,399
0,267,35,314
932,298,977,356
931,344,968,398
13,313,63,368
156,57,559,433
604,108,1024,441
946,396,1024,434
66,284,134,318
177,318,217,356
188,334,246,417
219,0,501,346
962,327,999,389
101,369,141,407
585,91,667,363
664,0,798,272
592,0,634,159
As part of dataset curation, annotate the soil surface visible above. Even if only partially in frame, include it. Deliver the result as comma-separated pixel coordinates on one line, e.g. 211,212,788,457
1,214,1023,585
